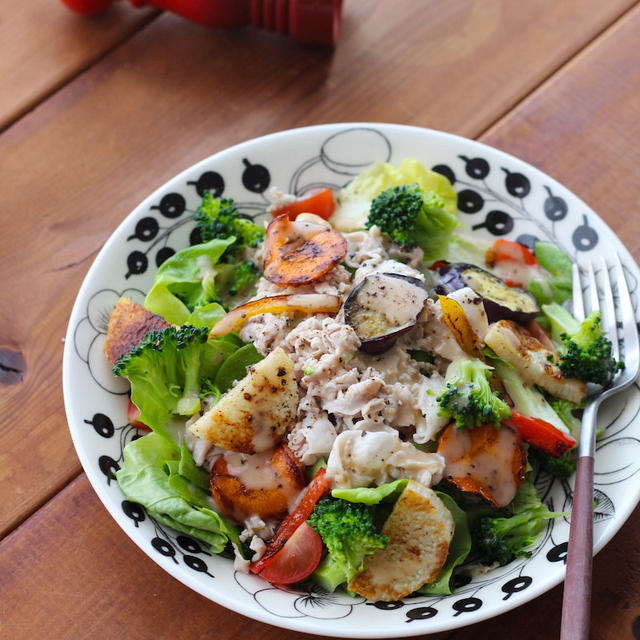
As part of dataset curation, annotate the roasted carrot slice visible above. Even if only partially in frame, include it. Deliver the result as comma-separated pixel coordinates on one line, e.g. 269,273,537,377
264,214,347,285
437,423,527,508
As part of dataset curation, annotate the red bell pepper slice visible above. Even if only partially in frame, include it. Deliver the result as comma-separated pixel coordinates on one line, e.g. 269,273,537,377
271,188,335,221
250,467,330,574
504,410,576,458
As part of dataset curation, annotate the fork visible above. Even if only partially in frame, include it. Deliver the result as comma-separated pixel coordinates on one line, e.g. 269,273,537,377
560,254,640,640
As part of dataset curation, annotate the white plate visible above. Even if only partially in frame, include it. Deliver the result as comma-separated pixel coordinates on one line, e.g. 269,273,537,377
63,123,640,638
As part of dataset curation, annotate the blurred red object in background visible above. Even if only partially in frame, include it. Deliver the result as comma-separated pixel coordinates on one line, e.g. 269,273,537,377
60,0,343,46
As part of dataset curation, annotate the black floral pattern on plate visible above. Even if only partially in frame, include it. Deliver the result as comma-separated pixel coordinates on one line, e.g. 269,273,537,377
66,125,640,632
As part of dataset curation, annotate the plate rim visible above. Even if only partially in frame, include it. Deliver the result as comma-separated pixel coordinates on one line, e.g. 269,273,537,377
62,121,640,638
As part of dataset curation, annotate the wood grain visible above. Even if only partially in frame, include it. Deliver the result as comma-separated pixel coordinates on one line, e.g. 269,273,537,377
0,475,448,640
2,475,639,639
481,4,640,261
0,0,636,539
0,0,156,132
1,0,640,637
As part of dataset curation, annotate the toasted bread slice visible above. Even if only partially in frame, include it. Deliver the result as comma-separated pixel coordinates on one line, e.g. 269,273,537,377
188,347,298,453
348,480,454,601
104,297,170,364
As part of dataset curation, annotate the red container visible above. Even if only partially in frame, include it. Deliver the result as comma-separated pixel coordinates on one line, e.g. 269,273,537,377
61,0,343,46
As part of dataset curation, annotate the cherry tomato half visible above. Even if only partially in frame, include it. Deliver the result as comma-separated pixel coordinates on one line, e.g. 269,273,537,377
486,238,538,267
258,523,323,585
251,467,329,573
127,399,150,431
271,188,335,221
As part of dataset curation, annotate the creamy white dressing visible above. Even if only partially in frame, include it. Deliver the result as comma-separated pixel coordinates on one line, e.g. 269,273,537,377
326,430,445,489
250,416,281,453
492,261,540,288
349,273,427,339
447,287,489,341
223,451,282,491
442,426,521,508
196,254,217,285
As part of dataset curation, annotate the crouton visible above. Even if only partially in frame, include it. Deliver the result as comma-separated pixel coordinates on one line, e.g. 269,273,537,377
348,480,454,601
104,297,169,364
188,347,298,453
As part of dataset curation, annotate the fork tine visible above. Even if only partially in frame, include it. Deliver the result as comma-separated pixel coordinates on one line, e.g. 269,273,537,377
614,253,639,370
586,261,599,313
600,258,619,363
573,263,585,322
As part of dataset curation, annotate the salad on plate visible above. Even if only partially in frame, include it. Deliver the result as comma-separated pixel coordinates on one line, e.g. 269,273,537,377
103,158,621,601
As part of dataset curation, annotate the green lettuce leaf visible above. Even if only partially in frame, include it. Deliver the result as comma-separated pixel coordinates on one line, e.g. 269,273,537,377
214,343,263,393
446,233,491,266
528,242,572,306
115,432,241,554
129,337,239,445
331,479,408,505
417,492,471,595
330,158,457,232
186,302,227,329
144,237,235,325
178,439,210,491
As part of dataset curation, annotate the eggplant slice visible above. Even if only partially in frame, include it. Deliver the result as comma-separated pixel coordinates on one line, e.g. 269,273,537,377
344,273,428,354
434,263,539,324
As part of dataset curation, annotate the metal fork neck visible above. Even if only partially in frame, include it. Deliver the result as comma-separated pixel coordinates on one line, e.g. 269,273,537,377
577,398,600,458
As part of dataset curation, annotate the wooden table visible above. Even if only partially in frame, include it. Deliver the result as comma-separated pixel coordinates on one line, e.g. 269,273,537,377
1,1,639,638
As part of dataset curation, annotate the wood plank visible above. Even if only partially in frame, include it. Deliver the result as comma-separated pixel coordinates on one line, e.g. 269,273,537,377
481,5,640,260
0,0,635,538
0,475,446,640
0,0,156,131
2,475,639,639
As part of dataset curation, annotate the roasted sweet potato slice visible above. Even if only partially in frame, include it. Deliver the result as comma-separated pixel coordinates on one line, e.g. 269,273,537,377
264,214,347,285
210,445,305,523
104,297,170,364
437,423,526,508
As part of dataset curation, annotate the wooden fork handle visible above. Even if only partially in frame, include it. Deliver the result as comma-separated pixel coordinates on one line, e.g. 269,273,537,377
560,455,594,640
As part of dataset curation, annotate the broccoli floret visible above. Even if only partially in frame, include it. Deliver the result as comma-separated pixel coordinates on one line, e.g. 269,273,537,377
437,358,511,429
366,183,459,260
195,192,265,258
548,397,582,438
529,448,577,479
211,260,259,309
113,325,209,417
493,361,571,436
542,303,623,386
472,478,562,566
307,498,388,590
228,261,259,298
